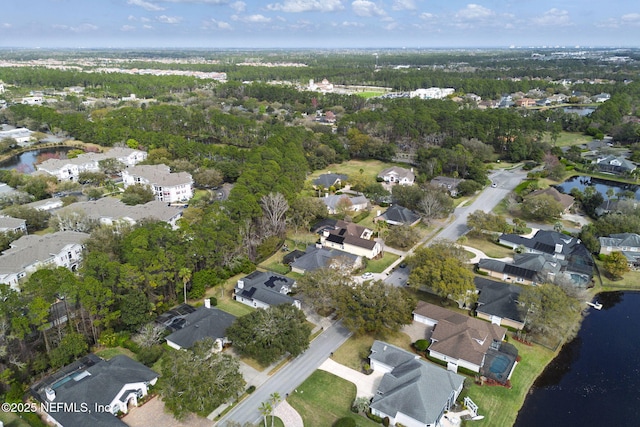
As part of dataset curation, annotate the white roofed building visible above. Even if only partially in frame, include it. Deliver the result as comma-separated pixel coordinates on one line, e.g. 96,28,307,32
36,148,147,181
122,164,193,203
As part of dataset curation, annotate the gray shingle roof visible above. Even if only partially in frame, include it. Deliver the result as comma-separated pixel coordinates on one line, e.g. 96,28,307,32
313,173,348,188
165,306,236,349
32,355,158,427
290,245,358,273
56,198,182,225
600,233,640,250
235,271,298,307
125,164,192,187
377,205,420,225
369,341,464,425
474,277,523,324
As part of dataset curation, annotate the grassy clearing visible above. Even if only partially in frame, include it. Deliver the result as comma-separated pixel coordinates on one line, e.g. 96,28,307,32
596,263,640,290
356,91,385,99
365,252,399,273
287,370,379,427
541,131,593,148
463,236,514,258
0,412,33,427
466,340,556,427
206,273,256,318
332,331,412,371
307,159,395,183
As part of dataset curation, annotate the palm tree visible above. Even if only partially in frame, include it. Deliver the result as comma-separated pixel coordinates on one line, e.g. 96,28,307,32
178,267,192,304
259,401,272,427
269,392,281,427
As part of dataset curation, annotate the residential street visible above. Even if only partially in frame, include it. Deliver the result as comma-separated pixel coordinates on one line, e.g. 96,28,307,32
433,167,528,243
215,321,352,426
218,167,530,426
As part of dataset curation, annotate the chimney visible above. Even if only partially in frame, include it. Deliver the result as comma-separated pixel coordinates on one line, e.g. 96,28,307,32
204,298,211,309
237,279,244,289
377,210,381,216
45,388,56,401
555,243,563,253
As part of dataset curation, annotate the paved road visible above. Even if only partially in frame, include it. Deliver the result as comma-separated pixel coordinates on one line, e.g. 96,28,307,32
433,167,528,244
216,321,352,426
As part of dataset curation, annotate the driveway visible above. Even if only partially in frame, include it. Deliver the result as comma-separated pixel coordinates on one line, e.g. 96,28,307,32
318,358,384,398
122,395,211,427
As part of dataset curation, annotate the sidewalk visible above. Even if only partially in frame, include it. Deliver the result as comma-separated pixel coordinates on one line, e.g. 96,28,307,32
274,400,304,427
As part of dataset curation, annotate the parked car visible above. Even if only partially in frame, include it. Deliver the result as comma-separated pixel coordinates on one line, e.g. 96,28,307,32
361,272,374,280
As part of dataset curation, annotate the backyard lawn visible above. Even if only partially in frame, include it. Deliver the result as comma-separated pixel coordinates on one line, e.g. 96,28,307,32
466,340,557,427
287,370,379,427
0,413,33,427
541,131,593,147
205,273,255,318
307,159,401,184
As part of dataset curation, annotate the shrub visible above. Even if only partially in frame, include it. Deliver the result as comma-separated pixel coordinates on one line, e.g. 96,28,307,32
334,417,357,427
137,345,163,367
366,412,383,423
414,339,429,352
383,417,390,427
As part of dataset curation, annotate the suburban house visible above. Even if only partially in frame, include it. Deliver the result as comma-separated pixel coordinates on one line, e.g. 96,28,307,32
289,245,360,274
497,229,594,286
122,164,193,203
0,231,89,291
234,271,300,309
319,220,382,259
378,167,415,186
429,176,461,197
0,215,27,233
0,126,33,147
54,198,184,230
374,205,421,226
321,194,368,215
368,341,465,427
474,277,525,330
599,233,640,270
515,98,536,107
165,300,236,350
412,302,517,383
36,148,147,181
595,155,637,175
525,187,575,213
31,354,158,427
592,93,611,103
23,197,64,212
313,173,348,189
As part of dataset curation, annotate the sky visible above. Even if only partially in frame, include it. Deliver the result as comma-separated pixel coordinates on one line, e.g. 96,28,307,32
1,0,639,49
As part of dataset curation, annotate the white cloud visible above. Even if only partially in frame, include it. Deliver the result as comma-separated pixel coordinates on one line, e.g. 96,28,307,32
232,14,272,23
340,21,363,27
52,23,99,32
352,0,386,17
419,12,435,20
127,0,165,12
204,18,233,29
157,15,183,24
621,13,640,25
229,1,246,12
121,25,136,31
143,24,154,29
161,0,228,3
384,22,399,30
266,0,344,13
392,0,415,11
532,9,571,27
1,23,12,29
455,4,495,21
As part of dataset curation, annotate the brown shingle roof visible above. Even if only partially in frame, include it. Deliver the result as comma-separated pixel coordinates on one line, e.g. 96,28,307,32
414,301,506,366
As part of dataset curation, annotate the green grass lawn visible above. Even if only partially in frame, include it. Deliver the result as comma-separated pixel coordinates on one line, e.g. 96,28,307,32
356,91,385,99
463,236,514,258
0,412,33,427
94,346,137,360
541,131,593,147
466,340,556,427
365,252,399,273
332,331,412,371
307,159,397,184
287,371,380,427
206,273,256,318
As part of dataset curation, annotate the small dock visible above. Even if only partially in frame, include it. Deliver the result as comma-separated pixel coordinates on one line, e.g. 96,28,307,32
586,301,603,310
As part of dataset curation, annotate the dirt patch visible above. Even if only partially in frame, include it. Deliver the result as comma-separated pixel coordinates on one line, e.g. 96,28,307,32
122,395,212,427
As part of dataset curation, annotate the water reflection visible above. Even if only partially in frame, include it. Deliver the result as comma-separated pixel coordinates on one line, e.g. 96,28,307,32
0,147,72,173
556,175,640,200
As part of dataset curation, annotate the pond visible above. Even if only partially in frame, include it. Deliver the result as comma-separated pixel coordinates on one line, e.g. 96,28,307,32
555,175,640,201
0,147,73,173
563,106,596,116
515,292,640,426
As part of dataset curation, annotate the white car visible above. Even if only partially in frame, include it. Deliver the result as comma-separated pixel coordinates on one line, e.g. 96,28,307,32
491,182,497,188
361,272,374,280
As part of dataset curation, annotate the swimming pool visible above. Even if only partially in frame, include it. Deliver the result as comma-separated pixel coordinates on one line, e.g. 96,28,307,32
489,354,511,376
